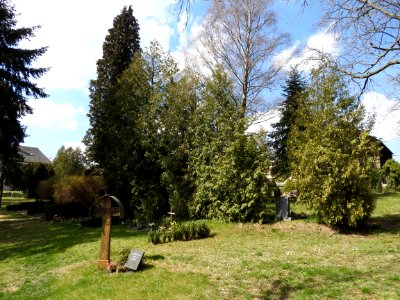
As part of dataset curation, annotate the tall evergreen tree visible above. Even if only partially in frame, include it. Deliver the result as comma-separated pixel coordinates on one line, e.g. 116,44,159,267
0,0,47,204
189,68,274,222
269,68,306,178
85,6,140,206
115,41,196,221
288,63,378,228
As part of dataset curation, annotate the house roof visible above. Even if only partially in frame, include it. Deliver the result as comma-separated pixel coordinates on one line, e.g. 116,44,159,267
19,146,52,164
369,136,393,155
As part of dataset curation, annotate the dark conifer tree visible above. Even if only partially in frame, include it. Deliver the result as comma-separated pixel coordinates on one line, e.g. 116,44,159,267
269,68,306,178
85,6,141,207
0,0,47,204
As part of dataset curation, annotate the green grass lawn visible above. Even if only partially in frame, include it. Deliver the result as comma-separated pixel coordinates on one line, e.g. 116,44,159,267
1,194,399,299
1,191,34,209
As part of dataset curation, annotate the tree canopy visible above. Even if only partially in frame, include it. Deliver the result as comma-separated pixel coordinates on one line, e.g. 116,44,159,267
193,0,290,117
85,5,141,206
53,146,86,179
0,0,47,204
318,0,400,86
289,63,379,228
269,68,306,178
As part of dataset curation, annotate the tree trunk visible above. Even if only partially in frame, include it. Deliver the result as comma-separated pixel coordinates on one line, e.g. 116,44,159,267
0,163,4,208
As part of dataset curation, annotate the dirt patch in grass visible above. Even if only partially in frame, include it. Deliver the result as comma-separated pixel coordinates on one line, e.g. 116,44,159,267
3,284,20,293
272,220,338,235
51,260,94,275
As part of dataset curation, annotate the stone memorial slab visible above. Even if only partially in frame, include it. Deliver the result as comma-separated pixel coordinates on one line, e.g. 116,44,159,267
276,196,291,221
125,249,145,271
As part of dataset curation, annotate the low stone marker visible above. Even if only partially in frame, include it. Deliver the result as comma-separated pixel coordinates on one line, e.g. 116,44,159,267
276,196,291,221
125,249,145,271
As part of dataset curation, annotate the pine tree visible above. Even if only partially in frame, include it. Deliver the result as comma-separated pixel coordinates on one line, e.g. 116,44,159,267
269,68,306,178
0,0,47,204
85,6,140,206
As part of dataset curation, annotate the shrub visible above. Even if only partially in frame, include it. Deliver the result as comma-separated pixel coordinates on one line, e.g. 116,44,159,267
149,220,210,244
37,177,56,200
190,131,276,223
380,159,400,192
53,175,105,216
6,201,48,215
115,247,131,266
289,64,378,228
19,163,54,199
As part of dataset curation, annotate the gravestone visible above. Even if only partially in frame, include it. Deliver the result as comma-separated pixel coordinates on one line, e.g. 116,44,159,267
276,196,291,221
125,249,145,271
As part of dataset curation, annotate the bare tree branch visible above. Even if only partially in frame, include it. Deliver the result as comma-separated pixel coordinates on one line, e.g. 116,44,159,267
316,0,400,92
191,0,290,117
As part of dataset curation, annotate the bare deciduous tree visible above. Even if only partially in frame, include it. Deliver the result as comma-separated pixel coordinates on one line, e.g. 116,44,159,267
191,0,290,117
314,1,400,92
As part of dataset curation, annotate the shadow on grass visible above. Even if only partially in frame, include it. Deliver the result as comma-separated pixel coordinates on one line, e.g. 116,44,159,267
292,213,400,236
130,254,165,272
0,210,147,262
146,254,165,261
260,264,365,299
342,214,400,235
373,192,399,199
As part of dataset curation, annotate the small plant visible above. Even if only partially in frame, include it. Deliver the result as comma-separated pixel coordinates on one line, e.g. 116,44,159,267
108,247,132,273
149,220,210,244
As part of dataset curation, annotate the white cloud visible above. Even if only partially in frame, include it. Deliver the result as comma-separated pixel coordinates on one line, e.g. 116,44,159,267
247,91,399,143
275,31,339,72
246,109,281,134
22,99,86,131
171,16,205,71
362,92,399,141
141,17,174,50
12,0,178,92
63,141,86,153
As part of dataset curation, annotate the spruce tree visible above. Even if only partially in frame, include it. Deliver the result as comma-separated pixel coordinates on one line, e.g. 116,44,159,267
269,68,306,178
0,0,47,204
85,6,140,206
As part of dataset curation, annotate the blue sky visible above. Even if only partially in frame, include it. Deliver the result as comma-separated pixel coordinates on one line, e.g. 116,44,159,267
12,0,400,161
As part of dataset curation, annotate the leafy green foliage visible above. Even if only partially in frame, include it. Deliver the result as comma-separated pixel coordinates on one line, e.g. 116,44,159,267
157,70,198,220
380,159,400,192
19,162,54,198
85,11,276,223
85,6,141,209
113,42,182,221
289,63,379,228
111,41,200,222
189,69,275,222
148,220,210,244
53,146,86,178
115,247,131,268
0,0,47,203
282,178,296,195
269,68,306,178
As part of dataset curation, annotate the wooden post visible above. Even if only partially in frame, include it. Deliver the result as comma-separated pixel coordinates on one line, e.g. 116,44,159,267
98,195,112,270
